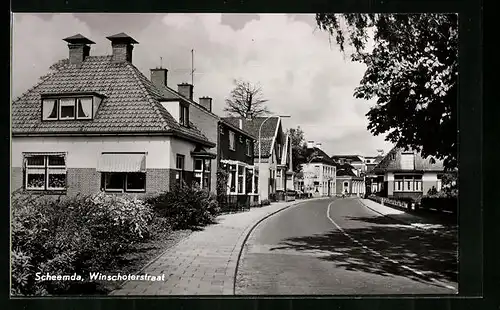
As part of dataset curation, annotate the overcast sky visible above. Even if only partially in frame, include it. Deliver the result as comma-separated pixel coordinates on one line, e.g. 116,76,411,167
11,13,393,156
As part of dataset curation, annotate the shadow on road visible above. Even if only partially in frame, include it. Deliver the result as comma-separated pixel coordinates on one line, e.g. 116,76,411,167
271,215,458,286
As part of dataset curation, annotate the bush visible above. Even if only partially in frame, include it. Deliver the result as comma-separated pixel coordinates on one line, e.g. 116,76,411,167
147,184,220,229
11,192,154,296
261,199,271,206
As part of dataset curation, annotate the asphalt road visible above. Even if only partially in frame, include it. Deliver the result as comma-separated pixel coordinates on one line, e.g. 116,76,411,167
235,197,458,295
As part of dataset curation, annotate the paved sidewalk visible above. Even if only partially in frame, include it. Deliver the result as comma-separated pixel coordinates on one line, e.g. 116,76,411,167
110,198,325,296
359,198,453,231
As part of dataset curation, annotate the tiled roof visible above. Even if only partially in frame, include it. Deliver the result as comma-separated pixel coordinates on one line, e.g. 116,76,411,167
151,83,256,140
222,116,280,157
304,147,336,166
372,147,444,174
331,155,364,162
11,56,213,146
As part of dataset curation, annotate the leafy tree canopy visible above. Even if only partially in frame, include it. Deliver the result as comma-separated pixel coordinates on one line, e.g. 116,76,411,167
316,13,458,170
287,126,306,172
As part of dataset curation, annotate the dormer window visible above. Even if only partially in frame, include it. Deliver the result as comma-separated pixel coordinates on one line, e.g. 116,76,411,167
179,104,189,127
42,97,94,121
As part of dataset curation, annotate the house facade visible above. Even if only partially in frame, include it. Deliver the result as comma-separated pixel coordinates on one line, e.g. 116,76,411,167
371,147,445,199
299,141,336,197
331,155,367,176
222,116,293,202
364,152,385,194
149,68,219,193
335,163,365,196
11,33,216,196
218,119,259,205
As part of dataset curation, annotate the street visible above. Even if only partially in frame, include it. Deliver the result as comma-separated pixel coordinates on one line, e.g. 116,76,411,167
235,197,458,295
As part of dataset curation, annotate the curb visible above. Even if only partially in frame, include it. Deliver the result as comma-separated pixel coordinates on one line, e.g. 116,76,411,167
357,198,449,236
232,196,332,295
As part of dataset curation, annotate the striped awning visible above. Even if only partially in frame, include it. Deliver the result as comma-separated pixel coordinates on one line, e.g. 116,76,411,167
97,153,146,172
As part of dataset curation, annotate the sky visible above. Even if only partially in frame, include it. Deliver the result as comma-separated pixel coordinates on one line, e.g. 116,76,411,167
11,13,393,157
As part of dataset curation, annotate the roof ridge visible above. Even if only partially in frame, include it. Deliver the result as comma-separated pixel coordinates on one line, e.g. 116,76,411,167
125,64,171,130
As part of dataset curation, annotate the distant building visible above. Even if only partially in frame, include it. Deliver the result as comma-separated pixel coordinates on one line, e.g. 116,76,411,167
298,141,336,197
370,147,445,199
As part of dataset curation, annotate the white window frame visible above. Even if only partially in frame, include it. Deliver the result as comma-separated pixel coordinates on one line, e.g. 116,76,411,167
193,158,211,190
42,99,59,120
24,153,67,191
237,165,245,194
229,131,236,151
103,172,146,193
43,97,94,121
393,175,423,193
175,154,185,186
76,97,93,120
59,98,77,120
227,164,238,195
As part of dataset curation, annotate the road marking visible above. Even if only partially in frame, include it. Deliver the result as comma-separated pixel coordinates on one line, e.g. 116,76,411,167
326,200,457,292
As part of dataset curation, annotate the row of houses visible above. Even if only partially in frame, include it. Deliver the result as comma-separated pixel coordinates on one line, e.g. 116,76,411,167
295,141,446,200
10,33,293,204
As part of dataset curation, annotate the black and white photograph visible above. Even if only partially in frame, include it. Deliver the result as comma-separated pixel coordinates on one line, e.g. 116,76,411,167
10,13,458,296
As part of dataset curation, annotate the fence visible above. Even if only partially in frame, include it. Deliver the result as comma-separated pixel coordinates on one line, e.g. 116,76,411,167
368,195,457,215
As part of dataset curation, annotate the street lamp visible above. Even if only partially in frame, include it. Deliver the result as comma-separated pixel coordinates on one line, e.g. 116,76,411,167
258,114,291,202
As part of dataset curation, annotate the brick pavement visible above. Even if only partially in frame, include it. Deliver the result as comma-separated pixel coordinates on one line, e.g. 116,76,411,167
110,197,328,296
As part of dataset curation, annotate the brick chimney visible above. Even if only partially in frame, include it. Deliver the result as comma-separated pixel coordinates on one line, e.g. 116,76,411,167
106,32,138,63
150,68,168,88
178,83,193,101
239,119,243,129
63,34,95,65
199,97,212,112
307,141,314,149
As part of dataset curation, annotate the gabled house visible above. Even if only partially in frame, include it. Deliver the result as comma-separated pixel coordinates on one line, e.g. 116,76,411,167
222,116,293,201
148,68,218,192
218,119,258,205
371,146,445,199
331,155,366,176
364,151,385,194
11,33,216,196
298,141,336,197
335,162,365,197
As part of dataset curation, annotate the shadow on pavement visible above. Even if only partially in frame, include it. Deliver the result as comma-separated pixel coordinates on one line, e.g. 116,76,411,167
271,215,458,286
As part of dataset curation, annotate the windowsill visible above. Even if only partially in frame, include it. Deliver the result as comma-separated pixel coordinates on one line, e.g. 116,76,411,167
393,191,423,193
23,189,67,195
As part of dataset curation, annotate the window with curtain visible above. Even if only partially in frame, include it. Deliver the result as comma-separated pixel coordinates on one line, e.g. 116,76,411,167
42,97,94,121
24,153,66,191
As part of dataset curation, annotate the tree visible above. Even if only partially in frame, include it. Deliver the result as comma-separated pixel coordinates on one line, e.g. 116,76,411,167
224,79,270,118
316,14,458,170
287,126,306,172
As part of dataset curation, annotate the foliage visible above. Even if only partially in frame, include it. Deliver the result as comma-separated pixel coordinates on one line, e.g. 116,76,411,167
224,79,270,118
11,192,154,296
261,199,271,206
147,184,220,229
216,167,230,210
316,13,458,169
287,126,307,172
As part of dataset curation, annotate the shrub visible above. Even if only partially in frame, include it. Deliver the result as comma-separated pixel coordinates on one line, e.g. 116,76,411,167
147,184,220,229
261,199,271,206
11,191,154,296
